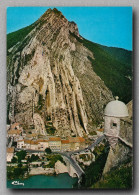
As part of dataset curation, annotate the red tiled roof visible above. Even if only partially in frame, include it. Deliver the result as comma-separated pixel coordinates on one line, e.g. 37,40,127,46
38,139,48,143
97,128,104,132
30,140,38,145
7,147,14,153
61,140,70,144
69,137,85,143
17,140,24,142
24,140,38,145
8,129,22,135
26,133,37,138
49,137,61,141
24,140,31,144
78,137,85,142
11,123,20,129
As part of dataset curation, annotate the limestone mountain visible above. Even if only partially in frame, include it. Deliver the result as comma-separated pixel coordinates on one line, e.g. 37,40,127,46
7,8,131,137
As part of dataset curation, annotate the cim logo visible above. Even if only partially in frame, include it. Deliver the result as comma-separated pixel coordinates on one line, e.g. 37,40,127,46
12,181,24,186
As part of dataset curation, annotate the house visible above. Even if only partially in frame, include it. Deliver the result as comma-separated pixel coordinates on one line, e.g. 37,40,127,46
24,140,31,149
61,140,70,152
8,129,22,141
78,137,86,148
26,133,38,139
48,137,61,152
7,147,14,162
17,139,48,151
17,140,24,149
30,140,38,150
11,123,20,130
69,137,85,151
38,140,49,151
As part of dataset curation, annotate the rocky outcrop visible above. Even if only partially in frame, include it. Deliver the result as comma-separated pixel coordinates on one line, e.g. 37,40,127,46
55,160,68,174
103,141,132,174
7,8,113,137
120,100,133,144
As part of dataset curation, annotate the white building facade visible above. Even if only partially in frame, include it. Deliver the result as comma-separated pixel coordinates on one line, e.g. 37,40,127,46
104,97,129,146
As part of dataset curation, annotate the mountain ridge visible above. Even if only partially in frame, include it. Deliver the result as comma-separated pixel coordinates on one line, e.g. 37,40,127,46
7,8,132,137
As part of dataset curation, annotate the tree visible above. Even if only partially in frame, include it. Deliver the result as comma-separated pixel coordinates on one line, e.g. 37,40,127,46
18,163,22,168
16,150,27,163
11,156,17,163
27,154,39,162
45,147,52,154
30,154,39,162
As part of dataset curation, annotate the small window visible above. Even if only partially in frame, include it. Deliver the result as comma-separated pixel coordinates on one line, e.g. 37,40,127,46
113,123,117,127
110,121,117,129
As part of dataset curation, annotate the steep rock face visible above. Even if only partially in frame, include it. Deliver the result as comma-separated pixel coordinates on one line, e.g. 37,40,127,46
103,142,132,174
7,8,113,137
120,100,133,144
55,160,68,174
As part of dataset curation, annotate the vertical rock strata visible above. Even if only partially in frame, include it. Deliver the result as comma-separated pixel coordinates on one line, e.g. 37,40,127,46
7,8,113,137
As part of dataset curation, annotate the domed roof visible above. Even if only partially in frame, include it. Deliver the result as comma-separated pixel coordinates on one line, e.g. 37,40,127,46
104,97,129,117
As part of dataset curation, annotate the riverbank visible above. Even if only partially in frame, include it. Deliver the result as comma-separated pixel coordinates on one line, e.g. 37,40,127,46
7,174,78,189
29,167,55,175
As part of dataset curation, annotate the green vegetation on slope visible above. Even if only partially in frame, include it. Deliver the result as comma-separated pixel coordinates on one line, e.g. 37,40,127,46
92,163,132,189
45,154,66,168
79,141,110,188
70,32,132,103
7,22,37,51
7,166,28,180
99,45,132,66
16,150,27,163
7,20,132,104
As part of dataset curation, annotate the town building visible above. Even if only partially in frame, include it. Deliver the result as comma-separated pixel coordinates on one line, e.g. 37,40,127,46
7,129,22,142
15,136,86,152
17,140,24,149
10,123,20,130
69,137,85,151
30,140,39,150
48,137,61,152
38,140,49,151
61,140,70,152
7,147,14,162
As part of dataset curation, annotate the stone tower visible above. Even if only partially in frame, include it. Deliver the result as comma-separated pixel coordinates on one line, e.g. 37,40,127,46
104,97,129,146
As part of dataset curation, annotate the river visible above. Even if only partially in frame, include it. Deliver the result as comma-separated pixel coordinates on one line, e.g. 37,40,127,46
7,173,78,189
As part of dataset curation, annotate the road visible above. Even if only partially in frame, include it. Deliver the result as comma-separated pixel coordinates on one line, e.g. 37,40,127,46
15,135,106,178
55,135,105,178
67,135,105,156
55,151,84,177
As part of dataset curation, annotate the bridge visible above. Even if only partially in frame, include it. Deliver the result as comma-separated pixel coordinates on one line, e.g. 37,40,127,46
55,151,84,179
56,135,105,183
15,135,106,184
67,134,105,156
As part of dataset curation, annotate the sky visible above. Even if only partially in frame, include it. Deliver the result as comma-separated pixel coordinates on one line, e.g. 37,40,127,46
7,7,132,51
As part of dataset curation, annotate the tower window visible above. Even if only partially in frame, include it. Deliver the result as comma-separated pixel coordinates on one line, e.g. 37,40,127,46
113,123,117,127
110,121,117,129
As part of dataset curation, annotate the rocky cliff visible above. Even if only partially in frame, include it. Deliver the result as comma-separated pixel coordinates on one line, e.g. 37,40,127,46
7,8,114,137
